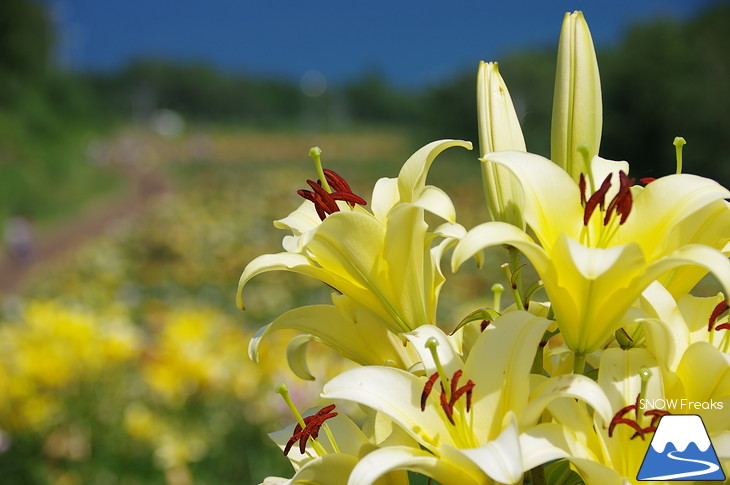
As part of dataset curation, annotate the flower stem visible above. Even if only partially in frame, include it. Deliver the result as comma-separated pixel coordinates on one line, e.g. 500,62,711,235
573,352,586,375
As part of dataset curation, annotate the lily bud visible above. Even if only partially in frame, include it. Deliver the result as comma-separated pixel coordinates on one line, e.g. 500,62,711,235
477,61,526,229
551,11,602,182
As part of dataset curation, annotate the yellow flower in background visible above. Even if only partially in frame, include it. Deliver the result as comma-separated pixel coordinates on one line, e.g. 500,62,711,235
0,301,139,431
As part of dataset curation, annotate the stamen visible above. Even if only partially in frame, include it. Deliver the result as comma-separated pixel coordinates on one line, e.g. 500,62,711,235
640,177,656,185
608,392,669,441
579,173,587,207
708,299,729,332
297,164,367,221
283,404,338,455
583,173,612,225
421,372,439,411
603,171,635,225
420,368,475,426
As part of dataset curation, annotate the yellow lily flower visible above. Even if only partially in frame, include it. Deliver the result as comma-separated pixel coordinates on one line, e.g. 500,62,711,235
453,151,730,355
238,141,471,371
322,313,612,484
544,345,730,484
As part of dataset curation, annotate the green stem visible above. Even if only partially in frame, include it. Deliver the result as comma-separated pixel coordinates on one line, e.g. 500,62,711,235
573,352,586,375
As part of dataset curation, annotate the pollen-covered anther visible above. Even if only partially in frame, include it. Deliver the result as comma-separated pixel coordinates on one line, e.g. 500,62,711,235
580,171,635,226
283,404,338,456
420,370,474,425
608,394,669,441
582,173,612,225
603,171,635,225
708,299,729,332
297,169,367,221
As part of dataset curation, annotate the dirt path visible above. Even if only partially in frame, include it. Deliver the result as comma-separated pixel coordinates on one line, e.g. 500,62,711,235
0,167,170,295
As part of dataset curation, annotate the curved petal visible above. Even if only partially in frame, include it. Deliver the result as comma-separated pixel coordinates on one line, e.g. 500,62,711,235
411,185,457,223
274,200,322,236
623,173,730,254
383,204,430,329
348,446,484,485
287,454,359,485
451,221,551,274
568,458,629,485
237,252,375,312
456,413,525,484
520,374,613,428
403,324,463,377
396,139,473,205
286,334,320,380
371,177,400,222
464,311,551,439
483,151,583,248
674,342,730,431
248,303,410,369
322,366,452,449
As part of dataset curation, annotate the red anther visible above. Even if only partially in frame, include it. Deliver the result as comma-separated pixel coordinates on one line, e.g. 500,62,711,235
450,370,463,397
421,372,440,411
297,169,367,221
645,409,670,427
708,299,729,332
610,418,645,439
480,320,490,332
603,171,635,226
583,174,613,225
579,173,587,207
283,404,338,456
608,394,669,440
323,169,352,194
440,389,455,425
640,177,656,185
420,370,476,424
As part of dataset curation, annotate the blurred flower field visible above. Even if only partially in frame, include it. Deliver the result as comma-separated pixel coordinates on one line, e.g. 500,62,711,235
0,130,482,485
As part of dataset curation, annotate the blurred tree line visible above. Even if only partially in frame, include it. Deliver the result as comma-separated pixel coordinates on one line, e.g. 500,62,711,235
2,0,730,222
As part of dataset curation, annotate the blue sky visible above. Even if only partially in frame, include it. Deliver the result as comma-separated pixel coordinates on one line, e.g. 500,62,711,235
48,0,717,87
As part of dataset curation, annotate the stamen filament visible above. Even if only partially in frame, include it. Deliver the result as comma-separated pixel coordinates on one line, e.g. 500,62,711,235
638,367,652,422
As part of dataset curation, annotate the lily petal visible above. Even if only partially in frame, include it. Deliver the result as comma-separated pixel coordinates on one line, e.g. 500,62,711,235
348,446,484,485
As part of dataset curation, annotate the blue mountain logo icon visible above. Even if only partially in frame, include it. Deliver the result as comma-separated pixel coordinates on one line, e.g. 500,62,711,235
637,414,725,481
